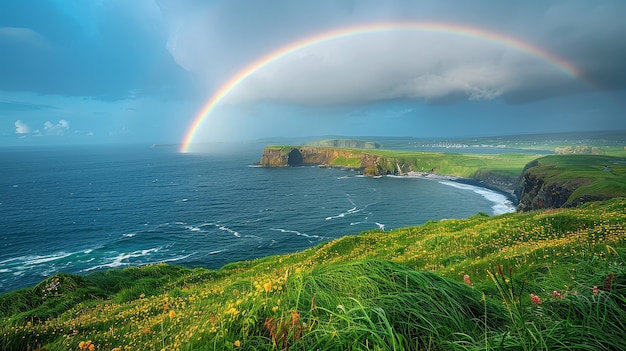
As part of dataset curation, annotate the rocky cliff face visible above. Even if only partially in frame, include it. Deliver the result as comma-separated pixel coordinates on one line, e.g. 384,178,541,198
257,146,387,170
515,161,609,211
258,146,516,192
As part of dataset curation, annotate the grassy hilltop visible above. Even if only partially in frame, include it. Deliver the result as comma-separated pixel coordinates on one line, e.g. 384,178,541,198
1,198,625,350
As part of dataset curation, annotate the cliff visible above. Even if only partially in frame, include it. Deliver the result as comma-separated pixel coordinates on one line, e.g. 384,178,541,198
257,146,386,172
258,146,519,193
515,154,626,211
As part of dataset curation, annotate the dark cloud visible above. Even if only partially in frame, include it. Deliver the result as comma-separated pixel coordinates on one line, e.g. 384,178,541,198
159,0,626,107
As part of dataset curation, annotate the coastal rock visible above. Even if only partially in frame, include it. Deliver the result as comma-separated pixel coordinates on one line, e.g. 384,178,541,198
514,156,620,211
258,146,396,175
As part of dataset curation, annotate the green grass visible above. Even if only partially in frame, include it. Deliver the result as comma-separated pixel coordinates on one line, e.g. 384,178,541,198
321,148,539,179
523,154,626,205
1,198,625,350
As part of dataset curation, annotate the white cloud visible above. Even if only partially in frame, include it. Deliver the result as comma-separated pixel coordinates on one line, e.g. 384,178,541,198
14,120,31,134
43,119,70,135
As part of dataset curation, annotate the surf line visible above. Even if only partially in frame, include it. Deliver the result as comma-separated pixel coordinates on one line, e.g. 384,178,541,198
180,21,584,153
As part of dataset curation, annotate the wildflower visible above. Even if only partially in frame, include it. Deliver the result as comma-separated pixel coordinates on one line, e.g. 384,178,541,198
234,340,241,347
272,306,279,312
592,286,599,295
530,293,542,304
169,310,176,319
264,282,272,292
552,290,563,299
463,274,472,286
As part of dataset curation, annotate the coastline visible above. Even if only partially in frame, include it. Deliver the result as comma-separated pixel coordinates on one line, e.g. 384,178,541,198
393,171,517,214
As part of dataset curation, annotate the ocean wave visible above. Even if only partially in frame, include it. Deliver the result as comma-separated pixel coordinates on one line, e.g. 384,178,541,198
270,228,321,239
82,247,160,272
157,253,194,263
438,181,515,214
22,252,73,266
325,206,361,220
218,225,241,237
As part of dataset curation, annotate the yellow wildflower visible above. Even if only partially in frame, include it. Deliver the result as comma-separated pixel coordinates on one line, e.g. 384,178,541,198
264,282,272,292
234,340,241,347
169,310,176,319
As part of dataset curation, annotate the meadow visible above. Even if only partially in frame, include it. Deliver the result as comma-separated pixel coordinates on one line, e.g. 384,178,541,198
1,198,625,350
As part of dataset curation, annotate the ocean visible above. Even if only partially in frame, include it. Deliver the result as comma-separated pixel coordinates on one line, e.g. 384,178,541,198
0,143,514,294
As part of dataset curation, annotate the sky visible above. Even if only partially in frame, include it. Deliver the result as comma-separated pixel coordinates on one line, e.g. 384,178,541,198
1,0,625,149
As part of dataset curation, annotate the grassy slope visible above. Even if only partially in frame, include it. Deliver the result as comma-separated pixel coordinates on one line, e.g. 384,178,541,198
525,154,626,205
1,198,625,350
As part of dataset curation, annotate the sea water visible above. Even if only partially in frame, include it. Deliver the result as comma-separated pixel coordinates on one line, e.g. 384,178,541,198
0,143,513,294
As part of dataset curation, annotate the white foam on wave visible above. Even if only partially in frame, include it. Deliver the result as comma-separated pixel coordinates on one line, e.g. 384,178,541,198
82,247,160,272
270,228,321,239
438,180,515,215
326,206,361,220
122,233,136,238
158,253,194,263
218,225,241,237
22,252,73,266
209,249,225,255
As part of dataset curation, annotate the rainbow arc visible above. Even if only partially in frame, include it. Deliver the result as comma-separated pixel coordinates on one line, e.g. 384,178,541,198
180,22,583,153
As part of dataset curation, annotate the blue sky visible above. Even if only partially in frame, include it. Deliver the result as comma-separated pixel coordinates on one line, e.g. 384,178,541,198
1,0,625,148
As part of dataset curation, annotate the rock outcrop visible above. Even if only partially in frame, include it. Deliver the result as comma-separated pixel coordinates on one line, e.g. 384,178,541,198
514,155,623,211
257,146,387,170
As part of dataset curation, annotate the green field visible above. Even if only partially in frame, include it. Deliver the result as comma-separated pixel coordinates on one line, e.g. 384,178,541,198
2,198,625,350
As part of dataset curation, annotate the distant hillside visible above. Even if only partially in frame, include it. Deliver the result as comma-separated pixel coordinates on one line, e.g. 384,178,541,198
307,139,381,149
257,145,537,195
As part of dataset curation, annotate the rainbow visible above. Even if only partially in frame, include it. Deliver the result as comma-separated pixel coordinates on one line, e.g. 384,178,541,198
180,22,582,153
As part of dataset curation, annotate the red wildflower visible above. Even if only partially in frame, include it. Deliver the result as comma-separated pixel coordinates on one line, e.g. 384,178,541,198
530,293,542,304
463,274,472,286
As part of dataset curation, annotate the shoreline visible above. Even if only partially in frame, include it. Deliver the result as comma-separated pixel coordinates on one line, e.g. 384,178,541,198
391,171,518,214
